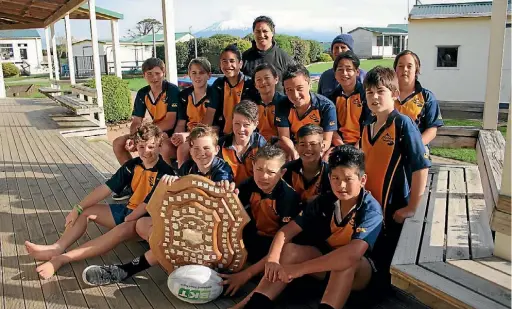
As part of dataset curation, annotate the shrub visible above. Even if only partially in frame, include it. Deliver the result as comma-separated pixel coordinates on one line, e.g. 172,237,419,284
307,40,323,63
2,63,19,77
318,53,332,62
85,75,132,124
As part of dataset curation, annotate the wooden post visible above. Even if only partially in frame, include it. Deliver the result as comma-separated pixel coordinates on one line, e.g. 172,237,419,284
0,59,5,98
111,19,122,78
50,23,60,82
162,0,178,84
44,27,54,86
482,0,507,130
494,102,512,261
64,14,76,85
88,0,105,127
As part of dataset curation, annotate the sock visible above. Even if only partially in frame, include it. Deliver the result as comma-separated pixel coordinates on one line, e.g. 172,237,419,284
245,292,274,309
118,254,151,278
318,304,335,309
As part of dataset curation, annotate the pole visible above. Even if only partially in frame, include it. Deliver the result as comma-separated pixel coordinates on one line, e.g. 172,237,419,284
152,26,157,58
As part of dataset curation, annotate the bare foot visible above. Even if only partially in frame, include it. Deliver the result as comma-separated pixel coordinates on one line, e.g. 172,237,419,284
230,293,252,309
25,241,62,261
36,257,65,279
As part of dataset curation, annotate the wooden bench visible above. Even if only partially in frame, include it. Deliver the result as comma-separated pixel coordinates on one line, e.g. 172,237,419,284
476,130,510,236
390,165,511,309
431,126,480,149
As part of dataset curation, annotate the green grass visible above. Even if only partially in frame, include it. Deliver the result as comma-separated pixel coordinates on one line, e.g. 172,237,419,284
430,148,477,164
307,58,395,74
124,77,147,92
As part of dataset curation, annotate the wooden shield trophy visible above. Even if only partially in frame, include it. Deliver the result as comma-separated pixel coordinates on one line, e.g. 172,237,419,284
146,175,250,273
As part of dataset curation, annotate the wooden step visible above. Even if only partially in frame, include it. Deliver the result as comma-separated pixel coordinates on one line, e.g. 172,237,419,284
54,95,102,116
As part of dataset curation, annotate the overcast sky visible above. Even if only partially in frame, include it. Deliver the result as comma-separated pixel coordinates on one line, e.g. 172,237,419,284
46,0,487,41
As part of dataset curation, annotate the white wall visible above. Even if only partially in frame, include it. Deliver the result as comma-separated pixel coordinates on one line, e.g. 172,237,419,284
72,41,106,57
350,28,373,59
408,17,511,103
104,44,153,69
0,38,43,70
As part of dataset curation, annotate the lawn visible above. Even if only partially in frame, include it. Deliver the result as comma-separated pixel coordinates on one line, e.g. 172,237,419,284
307,58,395,74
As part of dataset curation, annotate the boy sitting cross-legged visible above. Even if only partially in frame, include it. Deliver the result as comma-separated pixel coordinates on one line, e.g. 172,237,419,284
25,123,175,279
81,125,235,285
237,145,383,309
218,100,267,187
282,124,330,204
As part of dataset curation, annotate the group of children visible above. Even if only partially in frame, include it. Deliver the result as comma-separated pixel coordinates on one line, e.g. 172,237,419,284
24,34,443,309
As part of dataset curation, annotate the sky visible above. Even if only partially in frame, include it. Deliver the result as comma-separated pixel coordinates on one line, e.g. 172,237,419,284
46,0,487,42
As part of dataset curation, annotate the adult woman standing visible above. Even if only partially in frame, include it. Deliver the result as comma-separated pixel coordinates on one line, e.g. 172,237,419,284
242,16,293,93
394,50,443,145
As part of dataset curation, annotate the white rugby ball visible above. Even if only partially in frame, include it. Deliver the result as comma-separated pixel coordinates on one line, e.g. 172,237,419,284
168,265,223,304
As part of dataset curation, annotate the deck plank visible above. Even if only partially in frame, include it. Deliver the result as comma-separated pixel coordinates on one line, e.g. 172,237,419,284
446,168,470,260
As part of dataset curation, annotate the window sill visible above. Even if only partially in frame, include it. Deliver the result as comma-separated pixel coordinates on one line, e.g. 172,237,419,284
435,67,460,71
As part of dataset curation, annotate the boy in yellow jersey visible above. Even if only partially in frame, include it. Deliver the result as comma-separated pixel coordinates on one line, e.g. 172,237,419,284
329,51,369,146
173,58,219,166
218,100,267,186
394,50,443,147
213,44,257,135
25,123,175,279
237,145,383,309
361,66,430,276
282,124,330,203
112,58,179,199
243,63,286,141
275,63,337,159
220,145,301,297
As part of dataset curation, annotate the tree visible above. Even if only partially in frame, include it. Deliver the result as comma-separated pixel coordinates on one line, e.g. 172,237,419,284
127,18,163,38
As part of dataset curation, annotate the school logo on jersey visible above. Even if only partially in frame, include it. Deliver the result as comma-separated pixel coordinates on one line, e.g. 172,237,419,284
382,133,395,146
413,97,424,108
309,114,320,123
352,98,362,107
236,91,242,98
356,227,367,233
329,121,335,126
282,217,291,223
172,103,178,108
149,175,155,187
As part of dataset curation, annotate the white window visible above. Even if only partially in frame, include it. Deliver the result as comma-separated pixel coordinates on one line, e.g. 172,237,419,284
437,46,459,68
0,44,14,60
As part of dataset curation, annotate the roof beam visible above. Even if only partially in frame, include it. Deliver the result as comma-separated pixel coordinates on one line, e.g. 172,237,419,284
0,12,43,23
0,21,44,30
44,0,87,27
0,0,59,11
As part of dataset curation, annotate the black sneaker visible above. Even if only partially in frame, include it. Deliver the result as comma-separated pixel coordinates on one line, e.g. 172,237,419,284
82,265,128,286
112,187,132,201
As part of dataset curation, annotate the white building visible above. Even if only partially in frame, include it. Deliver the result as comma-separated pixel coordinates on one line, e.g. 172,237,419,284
349,24,408,59
408,1,511,104
72,32,193,74
0,29,46,75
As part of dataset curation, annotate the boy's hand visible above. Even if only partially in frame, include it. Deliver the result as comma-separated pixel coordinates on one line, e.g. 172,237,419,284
219,271,251,296
393,206,416,224
162,174,179,186
171,133,187,147
125,138,136,152
65,208,80,228
215,180,239,194
124,212,140,222
264,261,283,283
279,264,303,283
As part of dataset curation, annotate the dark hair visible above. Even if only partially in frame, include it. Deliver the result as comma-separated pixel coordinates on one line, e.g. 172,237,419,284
189,125,218,146
297,124,323,140
254,145,286,166
328,145,365,177
363,66,399,93
253,63,278,80
133,122,163,145
252,16,275,33
142,58,165,73
221,44,242,62
282,62,310,84
394,49,421,76
333,51,360,71
188,57,211,74
233,100,259,123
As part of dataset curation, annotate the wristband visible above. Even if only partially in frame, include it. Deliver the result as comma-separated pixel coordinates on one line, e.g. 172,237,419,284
74,204,83,215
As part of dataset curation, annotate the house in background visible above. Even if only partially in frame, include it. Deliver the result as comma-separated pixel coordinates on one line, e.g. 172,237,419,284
349,24,408,58
0,29,46,75
408,1,511,104
72,32,193,75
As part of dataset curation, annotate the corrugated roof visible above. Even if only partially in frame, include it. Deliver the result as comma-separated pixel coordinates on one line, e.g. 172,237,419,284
410,0,512,19
0,29,41,39
387,24,408,31
349,27,408,34
80,4,124,20
123,32,190,43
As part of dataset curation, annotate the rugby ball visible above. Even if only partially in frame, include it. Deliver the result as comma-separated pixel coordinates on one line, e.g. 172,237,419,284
167,265,223,304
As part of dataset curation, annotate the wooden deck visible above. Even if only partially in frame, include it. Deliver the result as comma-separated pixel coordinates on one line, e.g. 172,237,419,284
0,97,429,309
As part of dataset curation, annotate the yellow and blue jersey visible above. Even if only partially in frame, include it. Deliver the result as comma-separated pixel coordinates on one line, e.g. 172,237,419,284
177,85,219,132
282,159,330,203
243,91,286,141
106,156,175,210
275,93,337,142
360,110,431,221
178,157,233,182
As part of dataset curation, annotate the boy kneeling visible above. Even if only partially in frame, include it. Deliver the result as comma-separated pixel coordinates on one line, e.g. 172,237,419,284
239,145,383,309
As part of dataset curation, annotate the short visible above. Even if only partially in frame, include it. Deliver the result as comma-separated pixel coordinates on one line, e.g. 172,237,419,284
109,204,132,225
243,227,274,264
